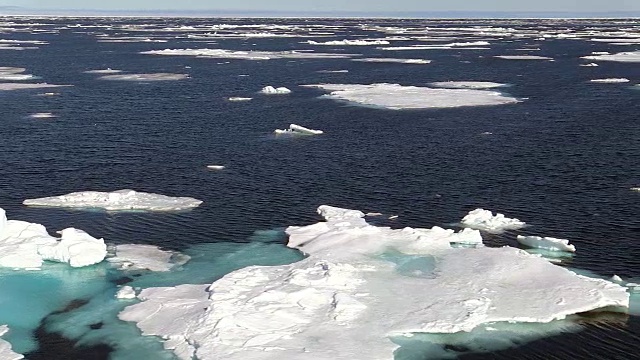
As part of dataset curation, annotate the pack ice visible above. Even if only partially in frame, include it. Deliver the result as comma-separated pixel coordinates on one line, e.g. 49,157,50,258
303,83,520,110
23,189,203,211
119,205,628,360
0,208,106,269
461,208,526,232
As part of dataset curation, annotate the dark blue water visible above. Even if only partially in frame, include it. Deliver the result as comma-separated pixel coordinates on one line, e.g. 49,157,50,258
0,16,639,359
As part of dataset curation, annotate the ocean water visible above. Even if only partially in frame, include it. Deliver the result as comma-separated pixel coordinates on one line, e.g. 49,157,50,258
0,16,639,359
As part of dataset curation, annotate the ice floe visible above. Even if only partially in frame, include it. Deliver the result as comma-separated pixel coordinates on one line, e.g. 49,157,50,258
119,205,628,360
0,208,107,269
108,244,186,272
0,83,70,91
206,165,225,170
98,73,189,81
303,83,520,110
580,63,599,67
260,86,291,94
352,58,431,64
116,286,137,300
494,55,553,60
461,208,526,232
23,189,203,211
29,112,55,119
581,50,640,63
274,123,324,135
0,325,23,360
84,68,123,74
141,48,355,60
517,235,576,253
306,39,389,46
589,78,630,83
428,81,507,89
227,96,252,101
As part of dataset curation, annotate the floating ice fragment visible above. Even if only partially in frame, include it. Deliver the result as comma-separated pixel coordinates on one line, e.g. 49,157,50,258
260,86,291,94
353,58,431,64
116,286,137,300
631,187,640,192
581,50,640,63
589,78,630,83
141,48,355,60
29,112,55,119
0,325,23,360
0,83,70,91
206,165,225,170
516,235,576,253
611,275,623,283
83,68,123,74
494,55,553,60
23,189,203,211
579,63,599,67
461,208,526,233
274,123,323,135
98,73,189,81
227,96,252,101
307,39,389,46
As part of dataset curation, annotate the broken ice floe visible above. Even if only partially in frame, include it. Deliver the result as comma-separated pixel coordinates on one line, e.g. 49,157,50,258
461,208,526,233
579,63,599,67
303,83,520,110
0,325,22,360
428,81,507,89
581,50,640,63
589,78,631,83
119,205,628,360
23,189,203,211
274,123,324,135
108,244,186,272
0,208,107,269
516,235,576,253
352,58,431,64
260,86,291,94
98,73,189,81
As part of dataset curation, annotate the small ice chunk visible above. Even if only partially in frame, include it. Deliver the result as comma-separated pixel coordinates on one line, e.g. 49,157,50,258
274,123,323,135
611,275,623,283
84,68,123,74
37,228,107,267
589,78,630,83
353,58,431,64
116,286,137,300
631,187,640,192
0,325,23,360
307,39,390,46
579,63,599,67
227,97,252,101
29,112,55,119
461,208,526,233
516,235,576,253
206,165,225,170
98,73,189,81
23,189,203,211
494,55,553,60
260,86,291,94
142,48,355,61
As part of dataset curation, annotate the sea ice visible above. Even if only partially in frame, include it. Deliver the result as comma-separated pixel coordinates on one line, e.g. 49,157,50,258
0,83,70,91
108,244,186,272
303,83,520,110
352,58,431,64
23,189,203,211
0,208,106,269
516,235,576,253
141,48,355,60
260,86,291,94
428,81,507,89
116,286,137,300
589,78,630,83
0,325,23,360
119,205,627,360
461,208,526,232
494,55,553,60
228,96,252,101
83,68,123,74
206,165,225,170
98,73,189,81
306,39,390,46
274,123,324,135
29,112,55,119
581,50,640,63
579,63,599,67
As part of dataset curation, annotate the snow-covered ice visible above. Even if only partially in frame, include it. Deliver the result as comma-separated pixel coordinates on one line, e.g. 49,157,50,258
494,55,553,60
116,286,137,300
581,51,640,63
589,78,630,83
260,86,291,94
274,123,324,135
428,81,507,89
303,83,520,110
461,208,526,232
119,205,628,360
517,235,576,253
0,208,106,269
352,58,431,64
108,244,187,272
23,189,203,211
98,73,189,81
0,325,23,360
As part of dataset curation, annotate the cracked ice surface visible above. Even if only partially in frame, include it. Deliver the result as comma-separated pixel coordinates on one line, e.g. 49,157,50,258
119,205,628,360
303,83,520,110
23,189,203,211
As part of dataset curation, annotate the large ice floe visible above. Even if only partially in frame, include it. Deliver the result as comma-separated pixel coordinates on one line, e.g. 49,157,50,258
0,208,106,269
516,235,576,253
141,48,355,60
0,325,23,360
302,83,520,110
98,73,189,81
23,189,203,211
461,208,526,233
581,50,640,63
119,205,628,360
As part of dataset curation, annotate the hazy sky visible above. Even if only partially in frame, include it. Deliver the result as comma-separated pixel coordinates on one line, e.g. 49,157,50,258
2,0,639,13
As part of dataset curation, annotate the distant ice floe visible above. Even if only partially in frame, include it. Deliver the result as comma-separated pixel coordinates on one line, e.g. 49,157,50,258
580,63,599,67
428,81,507,89
494,55,553,60
317,69,349,73
461,208,526,233
306,39,389,46
23,189,203,211
98,73,189,81
631,187,640,192
227,96,252,101
141,48,355,61
29,112,56,119
119,205,628,360
108,244,186,272
0,67,36,81
589,78,630,83
84,68,123,74
274,123,324,135
206,165,225,170
303,83,520,110
0,325,23,360
260,85,291,94
517,235,576,253
353,58,431,64
0,83,70,91
581,50,640,63
0,208,107,269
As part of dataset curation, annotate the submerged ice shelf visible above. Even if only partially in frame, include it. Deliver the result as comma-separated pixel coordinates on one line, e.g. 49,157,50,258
119,205,628,360
23,189,203,211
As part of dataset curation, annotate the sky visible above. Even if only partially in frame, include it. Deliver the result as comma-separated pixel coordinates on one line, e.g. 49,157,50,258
1,0,639,14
